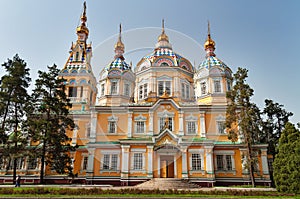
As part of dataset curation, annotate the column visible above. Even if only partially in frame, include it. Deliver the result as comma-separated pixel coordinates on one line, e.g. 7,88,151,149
205,146,214,178
148,112,153,135
121,145,130,179
71,120,79,146
173,155,177,178
90,109,97,143
86,148,95,175
127,112,132,138
147,146,153,178
179,111,184,136
239,148,249,174
261,149,270,175
181,146,188,178
200,111,206,138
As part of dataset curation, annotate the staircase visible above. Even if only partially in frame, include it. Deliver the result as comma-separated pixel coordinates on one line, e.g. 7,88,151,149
135,178,200,190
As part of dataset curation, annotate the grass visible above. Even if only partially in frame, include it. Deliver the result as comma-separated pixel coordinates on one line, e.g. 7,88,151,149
0,187,297,198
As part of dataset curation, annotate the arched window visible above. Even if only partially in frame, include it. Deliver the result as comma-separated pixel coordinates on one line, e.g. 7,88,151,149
160,62,169,66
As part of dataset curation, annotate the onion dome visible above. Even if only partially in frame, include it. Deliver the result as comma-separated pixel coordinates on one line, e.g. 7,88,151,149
105,24,130,71
76,2,89,40
199,21,227,69
136,20,193,72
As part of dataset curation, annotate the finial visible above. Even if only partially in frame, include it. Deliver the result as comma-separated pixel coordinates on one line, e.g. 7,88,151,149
158,19,169,43
114,23,125,57
204,20,216,57
76,1,89,40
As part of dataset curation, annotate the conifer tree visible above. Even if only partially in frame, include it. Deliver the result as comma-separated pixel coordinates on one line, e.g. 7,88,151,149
261,99,293,185
0,54,31,184
225,67,262,187
28,64,75,184
273,122,300,193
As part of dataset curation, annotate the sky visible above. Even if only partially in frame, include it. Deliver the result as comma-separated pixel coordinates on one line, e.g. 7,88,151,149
0,0,299,124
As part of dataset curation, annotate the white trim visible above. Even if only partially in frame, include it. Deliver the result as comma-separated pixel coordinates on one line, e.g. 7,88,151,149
131,148,146,152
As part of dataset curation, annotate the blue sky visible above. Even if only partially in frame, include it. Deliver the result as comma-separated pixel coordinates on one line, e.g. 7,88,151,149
0,0,299,123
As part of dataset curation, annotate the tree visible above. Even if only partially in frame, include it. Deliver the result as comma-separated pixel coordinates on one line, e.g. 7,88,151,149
260,99,293,185
273,122,300,193
225,67,262,187
0,54,31,184
28,64,76,184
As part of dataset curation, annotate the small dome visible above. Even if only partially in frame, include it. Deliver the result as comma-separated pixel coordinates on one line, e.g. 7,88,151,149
106,57,130,71
199,56,227,69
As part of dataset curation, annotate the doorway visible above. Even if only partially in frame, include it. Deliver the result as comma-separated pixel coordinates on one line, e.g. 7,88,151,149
160,155,174,178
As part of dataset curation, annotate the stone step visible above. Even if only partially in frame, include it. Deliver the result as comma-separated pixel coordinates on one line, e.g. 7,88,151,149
135,178,200,190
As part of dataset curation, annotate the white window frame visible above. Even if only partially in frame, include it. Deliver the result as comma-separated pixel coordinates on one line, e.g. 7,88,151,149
216,115,226,134
124,82,130,96
138,82,148,100
158,81,171,96
213,78,222,93
100,151,120,172
200,81,207,95
81,155,88,171
185,115,198,135
188,149,204,174
158,110,175,131
134,115,147,134
107,115,118,134
110,79,119,95
214,151,236,174
101,83,105,96
130,149,146,173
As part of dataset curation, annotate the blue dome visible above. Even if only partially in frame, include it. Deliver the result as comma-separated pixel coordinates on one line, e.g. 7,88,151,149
106,57,130,71
199,56,227,69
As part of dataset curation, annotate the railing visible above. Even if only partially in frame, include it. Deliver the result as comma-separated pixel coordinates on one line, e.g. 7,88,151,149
68,97,88,104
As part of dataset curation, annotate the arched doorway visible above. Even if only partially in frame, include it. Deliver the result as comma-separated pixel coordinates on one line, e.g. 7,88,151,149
155,144,180,178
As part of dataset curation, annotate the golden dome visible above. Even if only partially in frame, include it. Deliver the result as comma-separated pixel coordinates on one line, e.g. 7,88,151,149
158,19,169,42
204,21,215,50
114,24,125,51
76,2,89,36
204,35,215,49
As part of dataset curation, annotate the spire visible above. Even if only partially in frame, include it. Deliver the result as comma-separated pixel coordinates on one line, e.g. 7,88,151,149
114,23,125,58
158,19,169,42
204,21,216,57
76,1,89,41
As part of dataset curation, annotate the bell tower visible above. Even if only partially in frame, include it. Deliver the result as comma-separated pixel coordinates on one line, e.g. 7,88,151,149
59,1,97,111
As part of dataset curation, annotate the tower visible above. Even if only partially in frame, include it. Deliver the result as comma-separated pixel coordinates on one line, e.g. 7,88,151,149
194,21,232,105
98,24,135,106
59,1,97,111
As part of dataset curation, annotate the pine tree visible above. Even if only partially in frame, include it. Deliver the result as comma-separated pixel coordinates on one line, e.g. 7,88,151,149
273,122,300,193
0,54,31,184
225,67,262,187
28,64,76,184
261,99,293,185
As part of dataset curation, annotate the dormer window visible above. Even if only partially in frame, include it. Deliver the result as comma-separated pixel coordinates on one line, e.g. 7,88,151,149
200,82,207,95
138,83,148,100
110,79,119,95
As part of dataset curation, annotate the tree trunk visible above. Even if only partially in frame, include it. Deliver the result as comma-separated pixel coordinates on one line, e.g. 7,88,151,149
40,139,46,184
247,142,256,187
13,157,17,185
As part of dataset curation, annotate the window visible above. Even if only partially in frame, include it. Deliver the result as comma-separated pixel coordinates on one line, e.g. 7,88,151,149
216,155,233,171
216,155,224,170
187,121,196,134
108,121,116,134
217,121,226,134
160,62,169,66
110,81,118,94
82,156,88,170
158,81,171,96
138,83,148,100
27,158,38,170
101,84,105,96
136,121,145,134
214,80,221,93
102,154,118,171
191,154,201,170
133,153,143,170
124,83,130,96
200,82,206,95
68,87,77,97
75,52,79,61
226,155,232,170
181,83,190,99
159,117,173,131
227,80,231,91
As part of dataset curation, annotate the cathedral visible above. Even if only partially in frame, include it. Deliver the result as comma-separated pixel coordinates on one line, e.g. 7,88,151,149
0,2,271,186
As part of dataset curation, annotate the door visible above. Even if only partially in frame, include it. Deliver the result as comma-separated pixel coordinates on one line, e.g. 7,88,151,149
160,155,174,178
